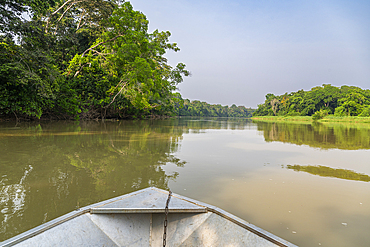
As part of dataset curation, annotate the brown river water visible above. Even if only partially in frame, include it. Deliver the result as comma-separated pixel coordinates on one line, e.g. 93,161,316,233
0,118,369,246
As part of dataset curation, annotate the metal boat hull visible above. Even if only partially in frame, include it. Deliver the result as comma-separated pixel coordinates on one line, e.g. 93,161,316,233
1,187,297,247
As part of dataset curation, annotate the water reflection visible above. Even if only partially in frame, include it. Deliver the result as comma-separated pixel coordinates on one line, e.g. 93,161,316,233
0,118,254,240
0,120,188,241
1,118,370,246
255,121,370,150
286,165,370,182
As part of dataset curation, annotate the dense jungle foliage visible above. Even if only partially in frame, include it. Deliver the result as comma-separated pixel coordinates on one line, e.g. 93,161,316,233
253,84,370,119
0,0,190,120
176,99,254,118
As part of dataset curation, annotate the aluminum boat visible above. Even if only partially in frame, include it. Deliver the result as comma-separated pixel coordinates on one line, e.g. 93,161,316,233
1,187,297,247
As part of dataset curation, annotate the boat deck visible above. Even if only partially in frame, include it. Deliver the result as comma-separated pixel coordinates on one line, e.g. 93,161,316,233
1,187,297,247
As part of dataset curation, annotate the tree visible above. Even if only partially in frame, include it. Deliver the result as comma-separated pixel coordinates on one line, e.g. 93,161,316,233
254,84,370,117
336,90,366,116
0,22,59,119
0,0,25,33
0,1,189,120
66,2,189,118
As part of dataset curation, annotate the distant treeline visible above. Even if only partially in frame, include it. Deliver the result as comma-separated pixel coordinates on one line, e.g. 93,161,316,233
253,84,370,118
176,99,254,117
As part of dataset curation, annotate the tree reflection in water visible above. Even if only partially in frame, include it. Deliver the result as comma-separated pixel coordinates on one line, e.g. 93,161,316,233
1,118,370,245
255,121,370,150
0,119,188,241
0,118,255,241
286,165,370,182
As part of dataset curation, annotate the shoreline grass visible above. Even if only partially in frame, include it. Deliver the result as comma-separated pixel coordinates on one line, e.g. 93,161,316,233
251,115,370,124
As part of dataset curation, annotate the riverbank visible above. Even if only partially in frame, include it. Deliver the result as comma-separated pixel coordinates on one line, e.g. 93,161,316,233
251,116,370,123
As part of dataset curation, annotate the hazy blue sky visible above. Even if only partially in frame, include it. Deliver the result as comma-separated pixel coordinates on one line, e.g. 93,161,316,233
129,0,370,107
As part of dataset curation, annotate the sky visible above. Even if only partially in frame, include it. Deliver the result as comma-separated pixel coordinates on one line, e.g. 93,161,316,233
129,0,370,107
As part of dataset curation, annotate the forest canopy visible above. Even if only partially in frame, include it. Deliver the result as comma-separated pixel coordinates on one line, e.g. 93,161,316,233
0,0,189,120
253,84,370,118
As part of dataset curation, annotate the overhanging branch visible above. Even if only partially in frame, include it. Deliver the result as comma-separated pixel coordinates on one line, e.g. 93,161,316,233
81,34,123,57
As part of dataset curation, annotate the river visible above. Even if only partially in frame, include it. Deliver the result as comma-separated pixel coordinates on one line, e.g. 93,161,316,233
0,118,369,246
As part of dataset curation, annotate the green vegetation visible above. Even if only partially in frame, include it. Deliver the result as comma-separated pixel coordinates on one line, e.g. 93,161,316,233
252,115,370,124
318,116,370,123
253,84,370,120
0,0,189,120
286,165,370,182
252,116,313,122
176,99,254,118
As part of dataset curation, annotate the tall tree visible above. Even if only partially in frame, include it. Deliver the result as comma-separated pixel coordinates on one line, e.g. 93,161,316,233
1,0,189,120
66,2,189,117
